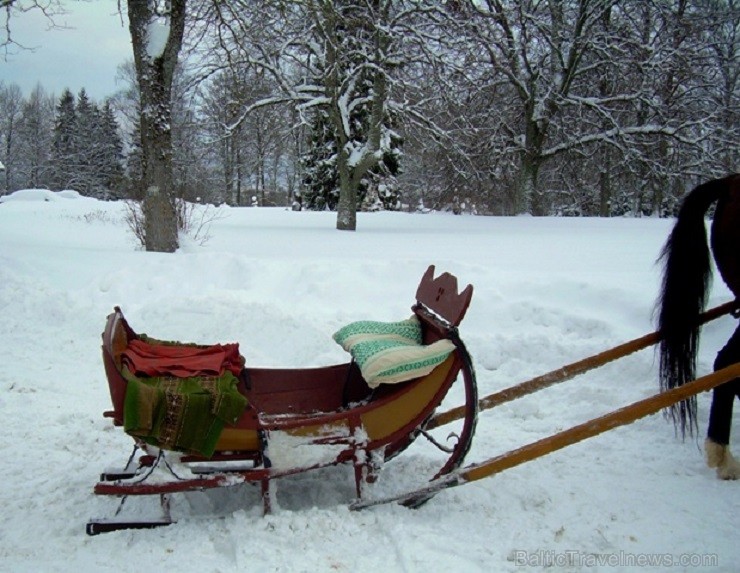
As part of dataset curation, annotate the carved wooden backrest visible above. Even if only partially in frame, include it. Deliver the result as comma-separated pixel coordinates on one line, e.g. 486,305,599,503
414,265,473,328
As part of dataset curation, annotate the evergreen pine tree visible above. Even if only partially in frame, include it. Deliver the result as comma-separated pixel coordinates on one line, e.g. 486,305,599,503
301,110,339,210
75,88,98,195
300,1,402,212
51,88,77,190
302,107,402,212
97,100,125,198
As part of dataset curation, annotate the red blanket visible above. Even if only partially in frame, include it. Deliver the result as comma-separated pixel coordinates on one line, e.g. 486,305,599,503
121,339,244,378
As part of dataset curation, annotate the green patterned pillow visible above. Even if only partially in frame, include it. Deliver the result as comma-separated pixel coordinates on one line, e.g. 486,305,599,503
333,316,455,388
333,317,422,348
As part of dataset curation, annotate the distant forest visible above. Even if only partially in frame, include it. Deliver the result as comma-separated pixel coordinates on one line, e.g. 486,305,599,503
1,0,737,217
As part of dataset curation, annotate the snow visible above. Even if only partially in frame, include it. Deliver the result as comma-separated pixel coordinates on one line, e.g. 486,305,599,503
0,188,61,202
146,16,170,60
267,427,353,472
0,189,84,203
0,189,738,572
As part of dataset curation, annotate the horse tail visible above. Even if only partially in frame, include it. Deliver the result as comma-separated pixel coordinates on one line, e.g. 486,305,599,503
657,178,727,437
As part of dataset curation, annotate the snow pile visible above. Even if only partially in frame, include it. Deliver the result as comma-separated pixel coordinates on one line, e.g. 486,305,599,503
0,197,737,572
1,188,61,202
0,188,83,203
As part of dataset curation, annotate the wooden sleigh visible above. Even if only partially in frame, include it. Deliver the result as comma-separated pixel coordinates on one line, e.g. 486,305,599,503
87,266,478,534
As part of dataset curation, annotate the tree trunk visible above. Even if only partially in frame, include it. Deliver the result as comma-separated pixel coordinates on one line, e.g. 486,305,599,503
236,144,243,206
336,146,357,231
598,166,611,217
127,0,187,253
515,155,539,215
334,0,388,230
3,113,14,193
223,136,233,204
513,88,548,216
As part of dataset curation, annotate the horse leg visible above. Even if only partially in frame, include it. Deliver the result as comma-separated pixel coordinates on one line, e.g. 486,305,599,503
705,390,740,479
705,324,740,479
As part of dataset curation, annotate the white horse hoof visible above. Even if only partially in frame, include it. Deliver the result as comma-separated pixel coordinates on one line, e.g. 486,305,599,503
705,439,740,480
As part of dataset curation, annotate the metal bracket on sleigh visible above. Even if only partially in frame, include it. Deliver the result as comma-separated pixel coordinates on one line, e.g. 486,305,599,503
87,265,479,535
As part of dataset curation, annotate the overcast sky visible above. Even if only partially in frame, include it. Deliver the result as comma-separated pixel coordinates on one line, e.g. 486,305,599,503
1,2,133,101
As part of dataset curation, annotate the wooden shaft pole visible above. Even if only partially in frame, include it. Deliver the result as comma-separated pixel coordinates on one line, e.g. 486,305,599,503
428,300,739,430
352,362,740,510
460,362,740,483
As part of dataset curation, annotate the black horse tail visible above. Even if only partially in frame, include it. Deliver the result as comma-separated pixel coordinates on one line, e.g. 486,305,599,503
657,178,726,437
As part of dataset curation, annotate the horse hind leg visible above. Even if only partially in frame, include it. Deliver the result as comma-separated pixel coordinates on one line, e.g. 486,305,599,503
705,438,740,480
705,324,740,479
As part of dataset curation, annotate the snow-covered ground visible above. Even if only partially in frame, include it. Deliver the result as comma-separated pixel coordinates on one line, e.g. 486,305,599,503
0,190,737,572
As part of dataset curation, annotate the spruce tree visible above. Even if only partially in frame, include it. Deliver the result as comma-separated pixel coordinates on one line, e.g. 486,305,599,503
301,107,402,212
97,100,124,198
300,1,402,213
51,88,77,190
301,110,339,210
75,88,97,195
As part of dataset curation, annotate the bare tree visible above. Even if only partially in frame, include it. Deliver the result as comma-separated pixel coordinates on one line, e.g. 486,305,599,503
16,83,54,189
199,66,292,206
195,0,458,230
0,81,23,192
462,0,622,214
699,0,740,175
4,0,736,223
127,0,187,252
1,0,66,53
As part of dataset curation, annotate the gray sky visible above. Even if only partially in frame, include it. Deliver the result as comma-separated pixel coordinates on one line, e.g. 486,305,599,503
1,2,133,101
